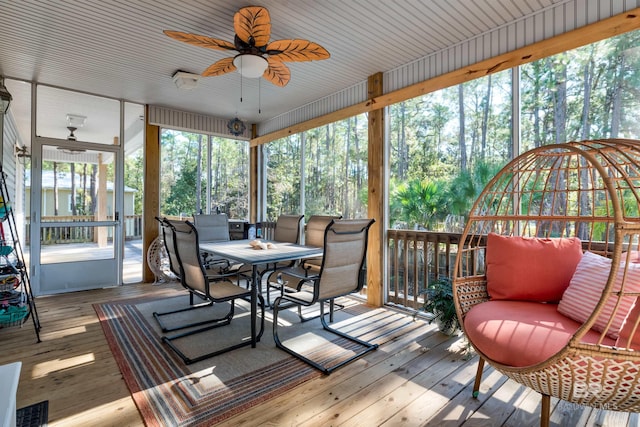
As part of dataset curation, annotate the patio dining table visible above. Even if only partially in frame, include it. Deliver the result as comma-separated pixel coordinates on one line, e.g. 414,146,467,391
199,239,323,347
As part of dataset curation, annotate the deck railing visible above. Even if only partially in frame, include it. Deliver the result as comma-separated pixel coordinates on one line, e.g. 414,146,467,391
386,230,463,310
25,215,143,244
25,217,464,310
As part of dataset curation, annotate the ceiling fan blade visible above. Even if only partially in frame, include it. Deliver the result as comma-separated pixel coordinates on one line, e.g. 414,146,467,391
264,58,291,87
234,6,271,47
164,30,236,51
266,39,330,62
202,57,237,77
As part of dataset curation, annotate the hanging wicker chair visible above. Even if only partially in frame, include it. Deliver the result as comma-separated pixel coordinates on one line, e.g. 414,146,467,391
453,139,640,426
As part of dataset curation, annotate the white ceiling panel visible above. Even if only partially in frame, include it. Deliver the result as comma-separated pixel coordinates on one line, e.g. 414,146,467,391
0,0,631,144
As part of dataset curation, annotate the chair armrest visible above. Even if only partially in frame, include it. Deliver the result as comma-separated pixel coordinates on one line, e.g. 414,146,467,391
453,275,489,317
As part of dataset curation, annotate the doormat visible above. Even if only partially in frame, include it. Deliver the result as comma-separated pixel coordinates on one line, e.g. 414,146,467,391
16,400,48,427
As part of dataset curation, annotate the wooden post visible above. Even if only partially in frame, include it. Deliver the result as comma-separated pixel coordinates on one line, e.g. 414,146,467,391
143,105,160,283
367,72,384,307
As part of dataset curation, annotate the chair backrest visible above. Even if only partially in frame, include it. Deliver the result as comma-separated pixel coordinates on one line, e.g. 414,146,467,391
157,217,182,278
316,218,375,301
274,214,304,243
304,215,342,247
193,213,230,243
166,219,209,298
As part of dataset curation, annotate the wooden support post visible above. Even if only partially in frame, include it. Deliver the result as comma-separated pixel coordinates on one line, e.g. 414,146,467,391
367,72,384,307
143,105,160,283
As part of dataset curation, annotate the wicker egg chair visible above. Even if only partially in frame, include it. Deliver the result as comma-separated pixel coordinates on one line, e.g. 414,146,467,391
453,139,640,426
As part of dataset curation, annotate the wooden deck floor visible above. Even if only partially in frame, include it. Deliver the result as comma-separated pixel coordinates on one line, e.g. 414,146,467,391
0,282,636,427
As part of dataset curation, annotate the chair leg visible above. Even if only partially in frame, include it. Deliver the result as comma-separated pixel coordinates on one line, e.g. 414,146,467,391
164,295,266,365
273,296,378,375
255,293,266,342
472,357,485,398
153,296,233,333
540,394,550,427
296,299,344,323
266,271,284,308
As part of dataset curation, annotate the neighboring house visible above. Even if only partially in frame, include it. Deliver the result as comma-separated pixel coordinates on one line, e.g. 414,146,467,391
24,170,136,217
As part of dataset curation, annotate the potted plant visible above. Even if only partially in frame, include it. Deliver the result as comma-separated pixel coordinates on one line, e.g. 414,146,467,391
421,277,461,335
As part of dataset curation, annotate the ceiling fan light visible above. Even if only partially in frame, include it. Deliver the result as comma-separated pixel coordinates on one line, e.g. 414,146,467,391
233,54,268,79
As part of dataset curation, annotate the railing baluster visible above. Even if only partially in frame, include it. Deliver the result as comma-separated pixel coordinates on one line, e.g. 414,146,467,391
386,230,462,311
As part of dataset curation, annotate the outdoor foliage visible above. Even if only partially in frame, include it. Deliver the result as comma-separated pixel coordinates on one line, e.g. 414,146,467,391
159,130,249,218
387,30,640,230
421,277,460,334
265,114,368,220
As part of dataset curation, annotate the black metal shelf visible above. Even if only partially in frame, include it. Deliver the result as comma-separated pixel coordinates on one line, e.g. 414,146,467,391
0,164,41,341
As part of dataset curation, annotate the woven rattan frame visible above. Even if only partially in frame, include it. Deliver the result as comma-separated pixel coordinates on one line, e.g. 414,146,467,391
453,139,640,413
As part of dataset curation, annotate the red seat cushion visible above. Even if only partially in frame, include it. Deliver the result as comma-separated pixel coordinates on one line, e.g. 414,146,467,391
464,300,614,367
486,233,583,302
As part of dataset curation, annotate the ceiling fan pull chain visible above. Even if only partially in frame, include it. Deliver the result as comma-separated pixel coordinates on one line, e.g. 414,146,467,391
259,78,261,114
240,72,243,103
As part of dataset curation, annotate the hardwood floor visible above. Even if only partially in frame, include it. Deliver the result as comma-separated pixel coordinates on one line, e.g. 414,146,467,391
0,282,636,427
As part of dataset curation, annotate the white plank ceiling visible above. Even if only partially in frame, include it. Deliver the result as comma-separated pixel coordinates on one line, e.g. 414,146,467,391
0,0,626,144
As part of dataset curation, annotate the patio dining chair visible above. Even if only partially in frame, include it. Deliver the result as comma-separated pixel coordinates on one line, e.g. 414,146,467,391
193,213,250,280
161,219,265,364
258,214,303,298
272,218,376,374
153,217,235,332
266,214,342,309
154,217,225,333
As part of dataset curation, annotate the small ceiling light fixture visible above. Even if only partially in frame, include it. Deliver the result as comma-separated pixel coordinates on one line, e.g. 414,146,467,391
172,70,200,90
232,54,269,79
0,77,12,114
66,114,86,141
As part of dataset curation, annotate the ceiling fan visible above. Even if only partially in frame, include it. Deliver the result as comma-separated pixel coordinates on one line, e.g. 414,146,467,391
164,6,330,87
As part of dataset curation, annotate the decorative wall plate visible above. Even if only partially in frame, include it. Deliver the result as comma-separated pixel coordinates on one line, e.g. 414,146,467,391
227,117,246,136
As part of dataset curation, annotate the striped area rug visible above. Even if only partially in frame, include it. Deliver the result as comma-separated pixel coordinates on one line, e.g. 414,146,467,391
95,295,402,426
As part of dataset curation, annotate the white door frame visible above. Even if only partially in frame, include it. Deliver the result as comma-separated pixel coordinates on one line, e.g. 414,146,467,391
30,137,124,295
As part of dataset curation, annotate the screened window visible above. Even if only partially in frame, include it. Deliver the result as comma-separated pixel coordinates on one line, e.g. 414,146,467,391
160,130,249,219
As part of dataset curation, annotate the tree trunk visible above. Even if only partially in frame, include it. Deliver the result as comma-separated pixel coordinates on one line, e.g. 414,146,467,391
458,84,467,171
399,102,408,180
532,62,542,148
481,74,492,161
70,163,77,215
53,162,59,216
82,164,88,214
553,59,567,144
344,117,351,218
196,134,202,213
90,164,97,215
610,53,625,138
354,115,361,216
580,55,594,140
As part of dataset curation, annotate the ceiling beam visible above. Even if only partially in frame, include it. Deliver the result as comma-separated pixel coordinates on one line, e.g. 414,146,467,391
250,8,640,147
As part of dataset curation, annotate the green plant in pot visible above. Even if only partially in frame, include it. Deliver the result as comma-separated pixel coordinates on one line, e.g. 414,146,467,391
421,277,461,335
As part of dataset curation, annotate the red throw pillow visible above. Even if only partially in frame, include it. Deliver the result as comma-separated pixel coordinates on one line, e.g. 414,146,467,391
558,251,640,339
486,233,583,302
